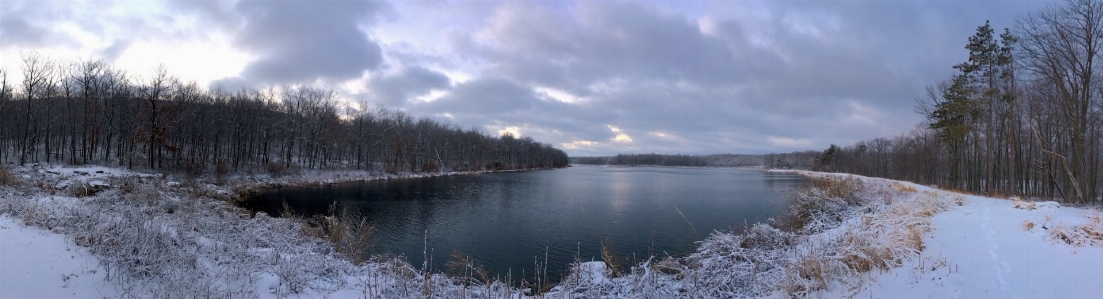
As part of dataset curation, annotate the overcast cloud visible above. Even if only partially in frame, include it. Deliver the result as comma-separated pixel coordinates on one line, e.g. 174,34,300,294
0,0,1053,156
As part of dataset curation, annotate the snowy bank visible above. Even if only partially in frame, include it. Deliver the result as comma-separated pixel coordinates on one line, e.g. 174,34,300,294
0,164,532,298
1,165,1101,298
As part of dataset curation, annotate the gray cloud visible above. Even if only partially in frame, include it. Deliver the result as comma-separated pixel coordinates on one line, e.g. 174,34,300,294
96,39,131,62
364,66,451,106
0,1,79,49
0,16,50,48
233,0,390,84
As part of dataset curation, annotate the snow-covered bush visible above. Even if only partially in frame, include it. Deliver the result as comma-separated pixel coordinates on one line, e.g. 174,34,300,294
787,177,865,233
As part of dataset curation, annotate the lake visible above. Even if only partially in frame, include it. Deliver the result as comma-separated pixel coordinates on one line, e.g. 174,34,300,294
240,165,807,281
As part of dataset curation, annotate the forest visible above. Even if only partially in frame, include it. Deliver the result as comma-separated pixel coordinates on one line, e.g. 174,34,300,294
0,55,569,176
786,1,1103,204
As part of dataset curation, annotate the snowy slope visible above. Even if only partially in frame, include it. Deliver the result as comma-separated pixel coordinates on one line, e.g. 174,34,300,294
856,193,1103,298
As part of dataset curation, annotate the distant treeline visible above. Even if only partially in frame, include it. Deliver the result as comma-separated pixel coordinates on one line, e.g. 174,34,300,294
571,153,763,167
0,53,569,174
572,154,707,167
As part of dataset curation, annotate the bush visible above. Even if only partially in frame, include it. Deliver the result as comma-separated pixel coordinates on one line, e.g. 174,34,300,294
785,177,865,233
300,203,376,265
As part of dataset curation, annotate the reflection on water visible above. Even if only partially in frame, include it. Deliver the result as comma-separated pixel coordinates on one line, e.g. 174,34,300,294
241,165,807,282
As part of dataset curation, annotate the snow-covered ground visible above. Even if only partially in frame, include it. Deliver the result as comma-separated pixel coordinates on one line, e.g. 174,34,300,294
0,216,118,298
1,165,1101,298
856,193,1103,298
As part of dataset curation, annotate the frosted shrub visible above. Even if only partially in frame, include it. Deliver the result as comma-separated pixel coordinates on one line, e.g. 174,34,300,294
787,177,865,233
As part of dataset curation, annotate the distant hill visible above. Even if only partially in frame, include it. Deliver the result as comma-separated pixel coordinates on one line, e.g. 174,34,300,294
569,151,827,169
570,153,766,167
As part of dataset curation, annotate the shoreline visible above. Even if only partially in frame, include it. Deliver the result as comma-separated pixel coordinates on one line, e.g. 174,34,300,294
1,164,1100,298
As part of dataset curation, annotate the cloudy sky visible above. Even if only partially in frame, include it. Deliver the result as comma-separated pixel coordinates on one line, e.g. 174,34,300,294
0,0,1052,156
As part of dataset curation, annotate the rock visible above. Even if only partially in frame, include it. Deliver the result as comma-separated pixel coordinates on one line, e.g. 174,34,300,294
55,181,71,190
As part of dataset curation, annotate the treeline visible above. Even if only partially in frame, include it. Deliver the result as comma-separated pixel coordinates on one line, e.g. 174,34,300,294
783,1,1103,204
571,154,708,167
763,151,820,170
0,54,569,175
700,154,764,167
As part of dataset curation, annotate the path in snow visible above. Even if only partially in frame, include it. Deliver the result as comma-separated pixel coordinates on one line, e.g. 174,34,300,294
860,192,1103,298
0,216,118,299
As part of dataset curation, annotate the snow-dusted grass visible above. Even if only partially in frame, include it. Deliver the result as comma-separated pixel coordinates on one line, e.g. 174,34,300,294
545,173,968,298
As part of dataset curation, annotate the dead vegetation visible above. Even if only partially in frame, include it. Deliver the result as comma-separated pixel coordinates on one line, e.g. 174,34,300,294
0,166,17,186
1049,211,1103,247
893,182,917,193
784,177,865,233
298,203,376,265
781,191,960,297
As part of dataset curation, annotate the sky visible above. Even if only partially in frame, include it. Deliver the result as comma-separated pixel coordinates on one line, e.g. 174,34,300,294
0,0,1054,156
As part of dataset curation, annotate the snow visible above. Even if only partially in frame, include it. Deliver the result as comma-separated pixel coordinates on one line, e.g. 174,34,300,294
0,216,118,298
855,193,1103,298
1,165,1101,298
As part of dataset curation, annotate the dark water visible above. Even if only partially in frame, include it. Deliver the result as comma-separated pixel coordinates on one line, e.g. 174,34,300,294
241,165,807,281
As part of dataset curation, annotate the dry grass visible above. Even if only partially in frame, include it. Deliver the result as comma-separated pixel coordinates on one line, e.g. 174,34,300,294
300,203,376,265
780,191,956,297
601,237,623,277
1023,220,1035,231
0,166,17,186
893,182,917,193
785,177,865,233
1012,197,1036,210
1049,211,1103,247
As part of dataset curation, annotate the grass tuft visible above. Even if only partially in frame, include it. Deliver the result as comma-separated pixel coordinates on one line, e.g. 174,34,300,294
601,237,622,277
300,203,376,265
0,166,16,186
893,182,917,193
